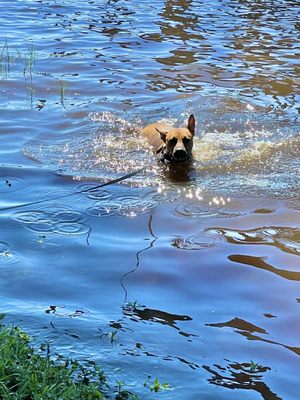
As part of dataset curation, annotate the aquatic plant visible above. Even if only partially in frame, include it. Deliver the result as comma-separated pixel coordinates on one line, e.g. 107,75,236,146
0,326,105,398
0,316,143,399
0,38,10,78
106,329,118,344
0,40,36,80
124,300,140,310
144,377,171,393
250,360,258,372
60,78,67,108
23,44,35,78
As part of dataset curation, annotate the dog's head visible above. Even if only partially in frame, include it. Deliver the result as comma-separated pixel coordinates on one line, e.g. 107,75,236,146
156,114,195,162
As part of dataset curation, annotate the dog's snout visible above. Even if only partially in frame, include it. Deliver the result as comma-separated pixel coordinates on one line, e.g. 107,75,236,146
174,149,188,160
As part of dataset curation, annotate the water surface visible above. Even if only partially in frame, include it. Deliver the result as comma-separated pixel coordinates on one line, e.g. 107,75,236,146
0,1,299,399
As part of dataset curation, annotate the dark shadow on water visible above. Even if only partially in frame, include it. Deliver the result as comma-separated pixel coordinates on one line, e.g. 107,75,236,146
229,254,300,281
203,360,282,400
120,212,195,337
207,316,300,357
162,160,196,183
123,304,192,330
207,317,267,334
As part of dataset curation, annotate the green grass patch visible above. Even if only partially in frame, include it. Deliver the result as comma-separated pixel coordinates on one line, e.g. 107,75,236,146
0,40,36,80
0,317,139,399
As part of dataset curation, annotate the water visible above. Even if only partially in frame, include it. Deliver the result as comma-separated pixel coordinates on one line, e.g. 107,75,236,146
0,0,299,398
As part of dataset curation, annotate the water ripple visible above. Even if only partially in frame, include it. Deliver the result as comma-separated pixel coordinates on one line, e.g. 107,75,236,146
52,210,86,224
23,109,299,198
0,218,23,232
208,226,300,256
12,207,88,236
0,177,25,193
171,232,221,250
0,241,20,265
174,197,242,219
76,185,113,201
86,190,160,218
53,222,90,235
12,210,50,224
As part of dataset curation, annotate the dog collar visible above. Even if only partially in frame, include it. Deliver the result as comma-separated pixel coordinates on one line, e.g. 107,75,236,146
156,145,164,155
157,145,191,163
157,145,172,163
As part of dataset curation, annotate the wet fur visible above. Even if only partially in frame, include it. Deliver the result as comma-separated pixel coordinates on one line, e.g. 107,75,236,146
142,115,196,162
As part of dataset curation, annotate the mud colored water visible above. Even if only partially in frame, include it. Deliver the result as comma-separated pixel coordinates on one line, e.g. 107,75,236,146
0,1,299,399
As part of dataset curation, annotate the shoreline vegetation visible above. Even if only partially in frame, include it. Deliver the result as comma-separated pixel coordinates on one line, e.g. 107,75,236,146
0,315,170,399
0,315,139,400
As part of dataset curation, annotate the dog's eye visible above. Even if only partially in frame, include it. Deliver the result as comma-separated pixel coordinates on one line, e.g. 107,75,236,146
183,137,191,144
169,137,177,145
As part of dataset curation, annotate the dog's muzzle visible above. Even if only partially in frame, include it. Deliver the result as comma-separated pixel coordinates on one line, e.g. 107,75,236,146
173,149,189,161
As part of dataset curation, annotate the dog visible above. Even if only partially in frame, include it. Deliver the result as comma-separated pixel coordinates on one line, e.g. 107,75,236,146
142,114,196,163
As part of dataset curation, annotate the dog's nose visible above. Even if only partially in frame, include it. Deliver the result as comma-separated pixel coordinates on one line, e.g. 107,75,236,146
174,149,188,160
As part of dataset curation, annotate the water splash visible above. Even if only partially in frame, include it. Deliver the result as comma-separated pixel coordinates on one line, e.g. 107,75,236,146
23,111,300,200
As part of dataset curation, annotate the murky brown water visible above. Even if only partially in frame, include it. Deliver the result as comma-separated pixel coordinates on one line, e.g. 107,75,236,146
0,0,299,399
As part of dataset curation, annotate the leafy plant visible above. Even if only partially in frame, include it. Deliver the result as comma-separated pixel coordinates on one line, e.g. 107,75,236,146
250,360,258,372
60,78,67,108
0,38,10,78
0,323,107,399
109,330,118,344
115,380,139,400
144,377,171,393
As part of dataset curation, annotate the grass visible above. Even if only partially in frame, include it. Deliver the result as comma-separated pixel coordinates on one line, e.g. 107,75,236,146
0,38,10,78
22,44,35,78
0,40,36,80
60,78,67,108
0,316,141,400
0,39,71,109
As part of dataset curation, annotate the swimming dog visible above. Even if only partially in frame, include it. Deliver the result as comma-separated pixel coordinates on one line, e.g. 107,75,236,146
142,114,195,163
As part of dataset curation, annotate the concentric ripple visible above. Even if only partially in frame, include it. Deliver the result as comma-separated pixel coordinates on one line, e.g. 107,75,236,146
52,210,86,224
173,195,242,219
12,210,50,224
76,185,113,201
12,207,89,236
86,189,160,218
53,222,90,235
171,232,221,250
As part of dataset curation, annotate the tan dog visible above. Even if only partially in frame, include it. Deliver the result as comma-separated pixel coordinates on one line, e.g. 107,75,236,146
142,114,196,162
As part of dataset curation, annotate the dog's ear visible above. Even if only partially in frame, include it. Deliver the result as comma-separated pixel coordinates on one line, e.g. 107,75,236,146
156,127,167,143
187,114,195,135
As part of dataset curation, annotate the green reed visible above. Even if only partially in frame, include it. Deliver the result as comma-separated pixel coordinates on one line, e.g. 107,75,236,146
60,78,67,108
0,38,10,78
23,44,35,78
0,39,36,80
